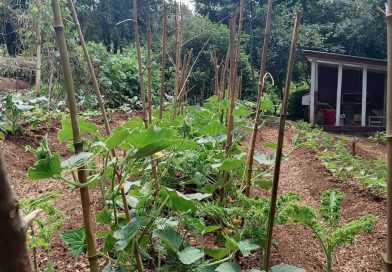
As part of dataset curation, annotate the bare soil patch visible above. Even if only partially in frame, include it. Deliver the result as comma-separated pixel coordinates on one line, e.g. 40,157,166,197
0,76,30,91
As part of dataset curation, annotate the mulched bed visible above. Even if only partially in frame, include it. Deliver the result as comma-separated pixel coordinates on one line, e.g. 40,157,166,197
2,116,388,271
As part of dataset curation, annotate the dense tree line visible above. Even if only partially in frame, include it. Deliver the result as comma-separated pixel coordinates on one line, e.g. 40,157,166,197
0,0,388,104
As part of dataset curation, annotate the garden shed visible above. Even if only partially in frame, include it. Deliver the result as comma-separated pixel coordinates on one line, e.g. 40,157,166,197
303,50,387,132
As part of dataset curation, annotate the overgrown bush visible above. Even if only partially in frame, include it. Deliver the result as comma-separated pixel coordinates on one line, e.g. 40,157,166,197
288,81,309,120
87,42,161,108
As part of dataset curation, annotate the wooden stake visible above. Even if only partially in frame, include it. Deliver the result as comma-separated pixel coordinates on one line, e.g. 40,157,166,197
51,0,98,270
147,15,153,124
225,17,237,155
211,50,219,96
245,0,273,196
220,17,237,203
263,10,302,270
133,0,148,127
179,50,192,106
384,1,392,268
173,3,183,118
67,0,131,223
159,2,167,120
35,16,42,97
234,0,244,97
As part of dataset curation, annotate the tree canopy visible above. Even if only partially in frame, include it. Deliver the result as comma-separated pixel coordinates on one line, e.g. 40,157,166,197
0,0,388,103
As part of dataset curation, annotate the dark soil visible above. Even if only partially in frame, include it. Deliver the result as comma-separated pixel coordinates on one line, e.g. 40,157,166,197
3,117,388,271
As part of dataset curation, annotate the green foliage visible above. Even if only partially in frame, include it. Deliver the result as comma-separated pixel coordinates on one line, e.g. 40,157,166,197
20,192,66,270
26,135,51,160
60,227,87,257
27,100,294,270
88,42,161,107
369,131,386,145
287,82,310,120
281,190,376,272
226,193,299,249
27,154,62,180
294,123,387,194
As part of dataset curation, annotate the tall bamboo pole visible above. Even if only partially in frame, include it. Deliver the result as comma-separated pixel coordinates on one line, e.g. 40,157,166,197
35,16,42,97
179,50,192,106
133,0,148,127
263,10,302,270
67,0,111,134
131,2,152,271
173,3,183,118
159,2,167,120
245,0,273,197
219,17,237,203
51,0,98,271
225,17,237,155
147,15,153,124
67,0,131,223
385,1,392,269
212,50,219,95
234,0,244,96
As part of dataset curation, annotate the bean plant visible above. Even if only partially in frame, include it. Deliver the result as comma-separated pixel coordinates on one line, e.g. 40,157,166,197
26,93,305,271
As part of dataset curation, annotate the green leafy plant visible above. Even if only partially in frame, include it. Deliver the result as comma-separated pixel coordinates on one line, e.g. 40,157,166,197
281,190,376,272
20,192,67,271
369,131,386,145
25,99,296,271
294,122,387,194
1,94,33,134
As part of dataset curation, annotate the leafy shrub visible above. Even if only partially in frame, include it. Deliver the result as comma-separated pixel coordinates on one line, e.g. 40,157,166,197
288,81,310,120
88,42,161,108
369,131,386,145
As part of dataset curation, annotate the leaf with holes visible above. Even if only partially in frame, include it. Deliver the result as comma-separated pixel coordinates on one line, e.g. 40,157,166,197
60,227,87,257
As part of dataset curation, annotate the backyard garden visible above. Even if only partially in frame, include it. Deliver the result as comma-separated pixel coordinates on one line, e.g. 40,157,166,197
0,0,391,272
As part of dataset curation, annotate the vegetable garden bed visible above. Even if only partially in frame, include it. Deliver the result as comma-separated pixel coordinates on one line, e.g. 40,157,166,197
3,112,387,271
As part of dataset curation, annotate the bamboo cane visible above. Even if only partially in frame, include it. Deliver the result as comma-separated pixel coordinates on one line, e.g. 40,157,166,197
159,2,167,120
234,0,244,98
225,0,244,153
35,16,42,97
173,3,183,118
179,53,187,109
133,0,148,127
51,0,98,271
67,0,131,222
218,60,227,103
131,2,156,270
146,17,158,188
238,70,243,99
211,50,219,96
263,10,302,270
179,50,192,107
384,1,392,269
147,15,153,124
67,0,111,134
219,17,237,203
244,0,273,197
225,17,236,155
